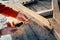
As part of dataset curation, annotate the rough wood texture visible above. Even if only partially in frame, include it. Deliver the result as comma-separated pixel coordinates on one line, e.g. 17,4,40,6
23,0,53,16
24,0,52,12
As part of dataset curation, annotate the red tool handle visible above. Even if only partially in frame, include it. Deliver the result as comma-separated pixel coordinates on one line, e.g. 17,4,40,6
0,3,18,18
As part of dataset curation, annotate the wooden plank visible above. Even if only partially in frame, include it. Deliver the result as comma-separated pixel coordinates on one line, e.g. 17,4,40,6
49,0,60,40
53,0,60,24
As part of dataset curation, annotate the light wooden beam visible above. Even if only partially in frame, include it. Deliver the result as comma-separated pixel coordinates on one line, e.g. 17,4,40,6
53,0,60,24
51,0,60,39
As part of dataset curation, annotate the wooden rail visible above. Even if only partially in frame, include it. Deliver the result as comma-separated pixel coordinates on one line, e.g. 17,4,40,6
53,0,60,24
51,0,60,40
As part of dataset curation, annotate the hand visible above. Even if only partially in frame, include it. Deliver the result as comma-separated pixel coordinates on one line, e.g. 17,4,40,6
16,13,29,23
0,22,18,36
